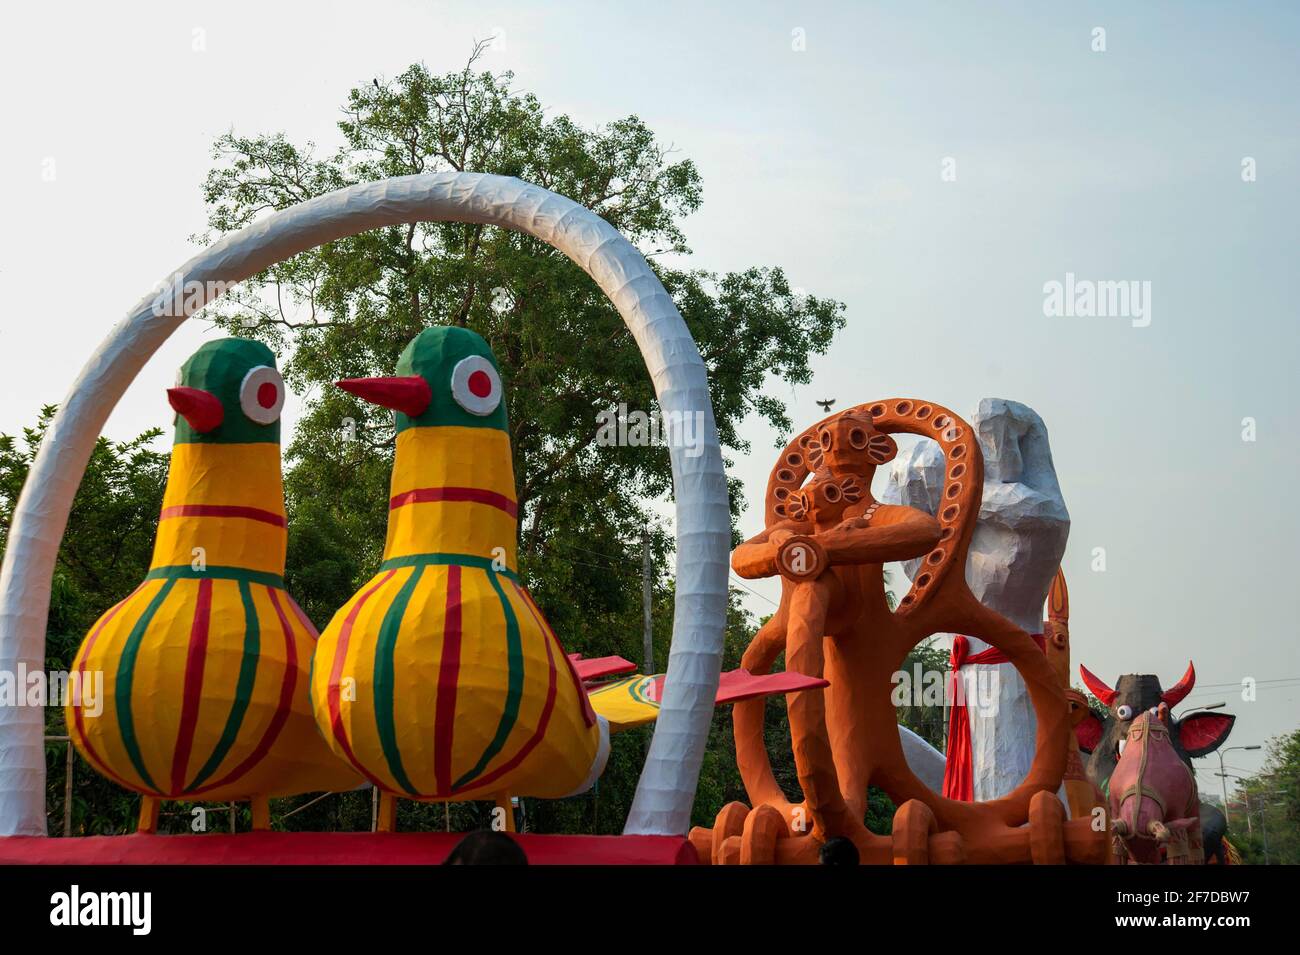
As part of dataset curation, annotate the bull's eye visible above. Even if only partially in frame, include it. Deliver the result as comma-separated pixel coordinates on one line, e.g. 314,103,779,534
239,366,285,424
819,429,833,450
823,483,842,503
451,355,502,416
849,427,868,449
1116,704,1133,721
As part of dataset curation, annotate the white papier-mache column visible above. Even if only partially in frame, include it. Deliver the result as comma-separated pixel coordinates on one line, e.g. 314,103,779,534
883,398,1069,801
898,725,946,793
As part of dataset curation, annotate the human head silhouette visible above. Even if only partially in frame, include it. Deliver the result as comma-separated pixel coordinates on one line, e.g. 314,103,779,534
442,829,529,865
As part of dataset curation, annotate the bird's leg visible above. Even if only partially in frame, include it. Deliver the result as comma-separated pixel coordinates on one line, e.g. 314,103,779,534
251,797,270,831
136,796,160,834
494,793,517,833
376,791,398,832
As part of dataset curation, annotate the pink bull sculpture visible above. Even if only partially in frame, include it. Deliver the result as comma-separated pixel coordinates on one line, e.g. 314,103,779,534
1107,703,1204,864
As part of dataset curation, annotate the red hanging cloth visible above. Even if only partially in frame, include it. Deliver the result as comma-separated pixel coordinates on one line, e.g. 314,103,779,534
942,633,1046,802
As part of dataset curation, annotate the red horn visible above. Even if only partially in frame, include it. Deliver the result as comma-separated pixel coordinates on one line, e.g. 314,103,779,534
1160,661,1196,708
336,375,431,417
1078,664,1117,706
168,387,224,434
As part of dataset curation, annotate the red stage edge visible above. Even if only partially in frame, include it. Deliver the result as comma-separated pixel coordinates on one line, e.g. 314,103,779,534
0,832,699,865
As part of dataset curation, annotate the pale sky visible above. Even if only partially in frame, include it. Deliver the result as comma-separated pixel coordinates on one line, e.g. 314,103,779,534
1,1,1296,792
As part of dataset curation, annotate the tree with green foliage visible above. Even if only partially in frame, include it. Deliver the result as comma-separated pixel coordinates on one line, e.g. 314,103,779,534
1230,727,1300,864
199,49,842,620
2,48,841,835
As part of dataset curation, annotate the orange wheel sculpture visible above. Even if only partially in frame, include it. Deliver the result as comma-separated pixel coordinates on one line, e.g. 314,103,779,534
693,399,1104,865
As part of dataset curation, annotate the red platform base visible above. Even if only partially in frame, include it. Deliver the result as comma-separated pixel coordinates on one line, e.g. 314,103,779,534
0,831,698,866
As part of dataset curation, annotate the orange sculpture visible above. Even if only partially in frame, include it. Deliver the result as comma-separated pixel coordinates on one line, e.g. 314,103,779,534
690,401,1108,865
1042,569,1107,824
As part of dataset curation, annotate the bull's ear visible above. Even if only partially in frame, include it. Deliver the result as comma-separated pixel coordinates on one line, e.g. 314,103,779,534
1178,712,1236,757
1076,711,1104,754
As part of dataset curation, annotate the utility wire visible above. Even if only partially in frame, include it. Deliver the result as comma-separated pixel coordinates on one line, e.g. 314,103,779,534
539,554,640,578
543,539,641,567
542,538,782,610
535,540,642,578
730,573,779,607
1181,676,1300,690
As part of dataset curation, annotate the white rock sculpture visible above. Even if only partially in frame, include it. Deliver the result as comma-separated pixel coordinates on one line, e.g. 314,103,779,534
884,398,1069,801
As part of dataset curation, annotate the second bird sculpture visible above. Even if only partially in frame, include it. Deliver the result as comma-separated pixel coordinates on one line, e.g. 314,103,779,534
314,327,609,829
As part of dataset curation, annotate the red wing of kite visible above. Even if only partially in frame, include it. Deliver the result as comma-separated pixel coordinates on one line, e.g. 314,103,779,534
588,668,830,733
568,653,639,682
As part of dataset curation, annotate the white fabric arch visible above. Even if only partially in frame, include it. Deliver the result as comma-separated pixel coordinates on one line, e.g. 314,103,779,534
0,173,729,836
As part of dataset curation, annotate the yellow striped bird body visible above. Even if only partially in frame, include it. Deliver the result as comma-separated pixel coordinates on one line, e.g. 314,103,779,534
312,327,608,801
66,339,361,802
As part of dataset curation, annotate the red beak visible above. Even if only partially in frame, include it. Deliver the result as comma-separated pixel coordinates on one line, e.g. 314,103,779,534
336,376,431,417
168,386,224,434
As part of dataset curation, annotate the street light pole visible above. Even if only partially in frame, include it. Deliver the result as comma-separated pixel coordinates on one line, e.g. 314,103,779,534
1217,771,1255,835
1259,796,1270,864
1217,753,1229,828
1216,744,1261,830
1255,792,1285,865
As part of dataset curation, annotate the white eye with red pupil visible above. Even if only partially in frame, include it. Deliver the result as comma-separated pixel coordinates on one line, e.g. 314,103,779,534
450,355,501,416
239,365,285,424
